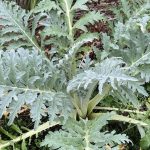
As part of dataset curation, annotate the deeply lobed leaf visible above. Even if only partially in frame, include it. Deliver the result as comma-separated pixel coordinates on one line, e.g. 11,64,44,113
41,112,130,149
0,48,72,128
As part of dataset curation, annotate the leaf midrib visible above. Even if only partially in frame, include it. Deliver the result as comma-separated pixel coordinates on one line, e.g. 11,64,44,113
0,84,52,94
3,2,41,52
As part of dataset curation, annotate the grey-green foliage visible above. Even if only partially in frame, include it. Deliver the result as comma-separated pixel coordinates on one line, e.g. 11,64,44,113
40,11,71,50
73,11,104,32
111,25,150,108
0,0,103,52
41,112,130,150
67,57,137,93
0,48,72,128
111,0,149,23
0,0,150,149
0,0,42,50
68,57,148,108
0,0,102,129
86,1,150,108
103,2,150,82
35,0,105,50
33,0,62,13
58,2,150,123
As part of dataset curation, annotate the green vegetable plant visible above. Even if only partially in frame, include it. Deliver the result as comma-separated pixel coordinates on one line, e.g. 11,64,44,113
0,0,150,149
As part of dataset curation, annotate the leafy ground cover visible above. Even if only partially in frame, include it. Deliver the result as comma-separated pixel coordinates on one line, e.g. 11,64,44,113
0,0,150,149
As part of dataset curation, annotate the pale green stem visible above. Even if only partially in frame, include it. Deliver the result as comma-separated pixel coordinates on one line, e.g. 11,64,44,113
63,0,73,39
0,85,53,94
70,93,83,117
62,1,82,117
84,129,92,150
89,113,148,127
95,106,146,115
87,85,110,116
81,82,98,118
0,121,59,149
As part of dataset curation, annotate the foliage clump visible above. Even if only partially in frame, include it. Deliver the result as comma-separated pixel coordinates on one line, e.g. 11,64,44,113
0,0,150,149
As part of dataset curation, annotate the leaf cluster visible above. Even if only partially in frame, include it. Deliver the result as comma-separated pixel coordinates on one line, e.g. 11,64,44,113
0,0,150,149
